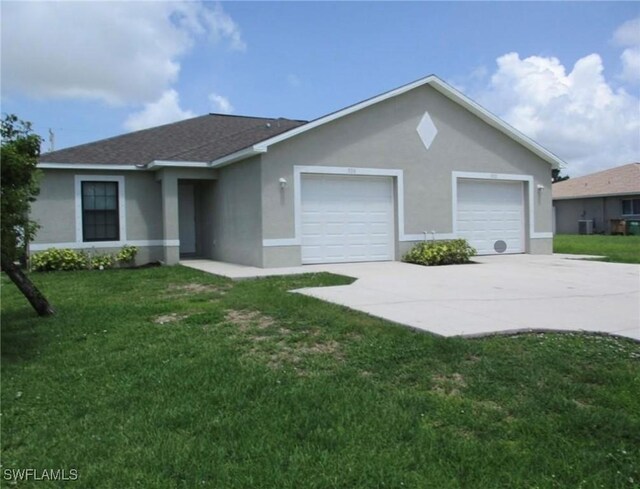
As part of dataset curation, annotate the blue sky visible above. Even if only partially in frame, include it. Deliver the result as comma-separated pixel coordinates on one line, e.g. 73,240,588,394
1,1,639,176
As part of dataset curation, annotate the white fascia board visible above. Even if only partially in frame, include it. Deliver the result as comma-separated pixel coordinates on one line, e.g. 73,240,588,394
553,192,640,200
209,146,266,169
427,77,564,170
38,163,143,171
253,76,438,152
248,75,561,170
198,75,566,170
39,75,565,173
148,160,211,170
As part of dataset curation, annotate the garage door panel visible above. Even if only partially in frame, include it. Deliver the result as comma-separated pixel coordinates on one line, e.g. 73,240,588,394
301,174,394,264
457,180,524,255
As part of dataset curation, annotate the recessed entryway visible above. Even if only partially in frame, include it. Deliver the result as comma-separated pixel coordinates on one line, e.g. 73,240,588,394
178,182,196,255
300,174,395,264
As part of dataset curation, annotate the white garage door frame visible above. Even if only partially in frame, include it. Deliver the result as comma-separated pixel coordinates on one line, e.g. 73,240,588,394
300,173,395,264
261,167,552,252
456,178,525,254
451,171,553,243
264,165,424,248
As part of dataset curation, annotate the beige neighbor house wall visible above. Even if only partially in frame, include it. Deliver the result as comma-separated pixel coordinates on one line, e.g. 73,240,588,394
554,195,640,234
260,84,553,267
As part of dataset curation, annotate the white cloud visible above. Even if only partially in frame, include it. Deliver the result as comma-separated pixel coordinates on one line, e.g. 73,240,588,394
208,93,234,114
124,90,195,131
612,17,640,83
620,47,640,83
204,3,247,52
474,51,640,177
287,74,302,87
613,17,640,47
0,1,245,105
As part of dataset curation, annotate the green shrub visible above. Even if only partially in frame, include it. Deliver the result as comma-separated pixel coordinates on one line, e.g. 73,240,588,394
32,244,139,272
115,245,138,264
31,248,89,272
403,239,476,266
89,254,115,270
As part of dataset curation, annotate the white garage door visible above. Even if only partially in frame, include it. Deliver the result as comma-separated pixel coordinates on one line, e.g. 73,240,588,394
301,174,394,264
456,179,524,255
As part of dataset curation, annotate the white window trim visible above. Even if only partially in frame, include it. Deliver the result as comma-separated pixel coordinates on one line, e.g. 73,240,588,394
451,171,552,240
75,175,127,245
38,163,143,171
621,198,640,216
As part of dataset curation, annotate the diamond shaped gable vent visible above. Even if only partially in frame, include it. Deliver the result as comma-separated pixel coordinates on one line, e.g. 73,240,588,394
416,111,437,150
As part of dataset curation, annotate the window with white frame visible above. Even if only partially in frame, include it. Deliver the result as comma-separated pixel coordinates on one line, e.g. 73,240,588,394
81,181,119,241
75,175,126,243
621,198,640,216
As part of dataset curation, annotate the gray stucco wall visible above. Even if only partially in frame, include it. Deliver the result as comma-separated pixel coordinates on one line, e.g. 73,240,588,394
29,168,219,266
30,170,78,244
260,84,553,266
210,156,263,267
554,195,640,234
31,170,164,244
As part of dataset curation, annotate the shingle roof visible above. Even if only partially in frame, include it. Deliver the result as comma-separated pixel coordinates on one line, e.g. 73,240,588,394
552,163,640,199
39,114,307,165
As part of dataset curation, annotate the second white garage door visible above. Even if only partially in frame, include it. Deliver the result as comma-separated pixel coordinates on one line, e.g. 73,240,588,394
301,174,394,264
456,179,524,255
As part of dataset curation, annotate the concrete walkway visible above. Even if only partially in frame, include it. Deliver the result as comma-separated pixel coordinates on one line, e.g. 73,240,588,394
181,256,640,341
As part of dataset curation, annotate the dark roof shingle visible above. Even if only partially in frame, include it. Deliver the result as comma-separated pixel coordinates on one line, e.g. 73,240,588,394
39,114,307,165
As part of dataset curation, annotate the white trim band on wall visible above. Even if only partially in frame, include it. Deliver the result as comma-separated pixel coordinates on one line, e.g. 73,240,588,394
29,239,180,252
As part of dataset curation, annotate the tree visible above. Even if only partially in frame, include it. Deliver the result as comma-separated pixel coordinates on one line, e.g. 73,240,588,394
552,168,570,183
1,114,55,316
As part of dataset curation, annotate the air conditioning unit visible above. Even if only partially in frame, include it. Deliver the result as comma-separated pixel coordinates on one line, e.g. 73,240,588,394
578,220,594,235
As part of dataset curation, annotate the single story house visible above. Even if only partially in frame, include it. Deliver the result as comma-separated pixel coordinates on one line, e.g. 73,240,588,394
552,163,640,234
32,75,562,267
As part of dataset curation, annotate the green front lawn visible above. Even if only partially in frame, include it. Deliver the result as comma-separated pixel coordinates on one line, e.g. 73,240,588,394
2,267,639,488
554,234,640,263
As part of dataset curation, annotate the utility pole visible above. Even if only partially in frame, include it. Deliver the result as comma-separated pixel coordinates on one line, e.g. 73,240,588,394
48,128,55,152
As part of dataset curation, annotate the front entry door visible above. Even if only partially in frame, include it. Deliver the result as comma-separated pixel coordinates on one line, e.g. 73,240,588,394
178,183,196,255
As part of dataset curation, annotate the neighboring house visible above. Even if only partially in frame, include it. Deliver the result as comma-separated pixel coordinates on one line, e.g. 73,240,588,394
552,163,640,234
32,75,562,267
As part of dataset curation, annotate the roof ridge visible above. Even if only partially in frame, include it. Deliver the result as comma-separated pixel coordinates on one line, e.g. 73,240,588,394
41,113,303,157
207,112,305,123
40,114,214,157
160,118,307,161
554,162,640,185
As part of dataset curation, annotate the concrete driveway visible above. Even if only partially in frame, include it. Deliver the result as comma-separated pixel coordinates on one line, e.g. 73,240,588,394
292,255,640,341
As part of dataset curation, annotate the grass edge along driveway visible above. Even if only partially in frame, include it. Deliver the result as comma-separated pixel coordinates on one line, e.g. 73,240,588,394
554,234,640,264
2,266,639,488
